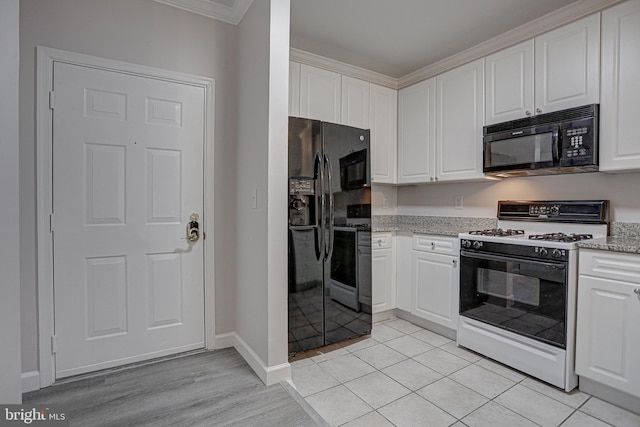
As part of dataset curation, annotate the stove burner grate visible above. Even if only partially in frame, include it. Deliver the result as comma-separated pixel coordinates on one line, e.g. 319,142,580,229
469,228,525,237
528,232,593,242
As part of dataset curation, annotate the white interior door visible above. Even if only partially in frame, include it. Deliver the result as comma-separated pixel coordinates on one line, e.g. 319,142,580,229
52,62,205,378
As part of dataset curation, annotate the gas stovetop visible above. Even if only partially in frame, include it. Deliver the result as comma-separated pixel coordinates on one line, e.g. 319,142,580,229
460,200,609,250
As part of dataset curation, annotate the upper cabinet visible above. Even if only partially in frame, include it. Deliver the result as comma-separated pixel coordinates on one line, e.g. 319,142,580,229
397,78,436,183
485,14,600,125
599,0,640,173
341,76,370,129
398,59,484,184
436,59,485,181
299,64,341,123
370,84,398,184
485,40,535,124
289,61,301,117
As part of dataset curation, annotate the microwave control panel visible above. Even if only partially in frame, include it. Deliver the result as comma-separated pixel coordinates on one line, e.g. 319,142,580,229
560,117,595,165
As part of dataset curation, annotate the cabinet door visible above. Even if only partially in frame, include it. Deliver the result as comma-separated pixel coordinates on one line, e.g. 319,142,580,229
397,78,436,183
396,233,412,311
600,0,640,172
534,14,600,115
370,84,397,184
436,58,485,182
289,61,301,117
412,251,459,329
358,245,372,307
485,40,534,124
576,275,640,398
300,64,341,123
341,76,370,128
372,247,396,313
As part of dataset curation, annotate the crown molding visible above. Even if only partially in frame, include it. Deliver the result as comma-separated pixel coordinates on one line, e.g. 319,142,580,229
290,48,399,89
152,0,253,25
398,0,625,88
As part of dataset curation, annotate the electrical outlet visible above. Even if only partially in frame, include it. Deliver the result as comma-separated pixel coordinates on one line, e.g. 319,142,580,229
454,195,463,209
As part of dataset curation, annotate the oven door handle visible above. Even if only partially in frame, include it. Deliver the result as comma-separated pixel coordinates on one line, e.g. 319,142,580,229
460,250,566,270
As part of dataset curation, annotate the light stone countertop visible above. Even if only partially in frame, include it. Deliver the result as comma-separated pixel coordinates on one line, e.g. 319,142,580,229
372,215,497,237
577,236,640,254
373,224,469,237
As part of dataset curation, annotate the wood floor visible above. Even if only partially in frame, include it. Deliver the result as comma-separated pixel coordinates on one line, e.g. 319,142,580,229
23,348,318,427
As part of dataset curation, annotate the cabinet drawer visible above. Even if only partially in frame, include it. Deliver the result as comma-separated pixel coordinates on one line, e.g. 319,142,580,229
357,231,371,247
413,234,459,255
372,232,393,249
579,250,640,284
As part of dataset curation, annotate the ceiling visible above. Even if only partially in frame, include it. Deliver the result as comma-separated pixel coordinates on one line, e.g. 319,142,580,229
157,0,581,78
289,0,578,78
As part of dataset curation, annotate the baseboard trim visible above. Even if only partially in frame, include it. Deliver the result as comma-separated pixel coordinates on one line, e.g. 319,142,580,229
217,332,291,386
213,332,236,349
22,371,40,393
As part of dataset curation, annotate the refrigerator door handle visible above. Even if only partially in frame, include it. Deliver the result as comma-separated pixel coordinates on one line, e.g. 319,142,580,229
314,152,324,263
324,154,335,261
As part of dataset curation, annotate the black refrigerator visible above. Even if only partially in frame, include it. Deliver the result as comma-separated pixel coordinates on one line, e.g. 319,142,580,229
288,117,372,356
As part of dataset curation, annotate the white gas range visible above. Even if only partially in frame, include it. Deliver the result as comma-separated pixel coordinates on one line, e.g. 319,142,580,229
457,200,609,392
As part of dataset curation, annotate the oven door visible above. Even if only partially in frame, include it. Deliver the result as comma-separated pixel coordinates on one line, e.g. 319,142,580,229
460,250,567,348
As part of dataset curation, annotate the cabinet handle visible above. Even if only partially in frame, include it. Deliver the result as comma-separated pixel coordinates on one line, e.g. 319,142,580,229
430,177,434,182
452,259,457,267
634,288,640,295
536,107,542,114
525,110,532,116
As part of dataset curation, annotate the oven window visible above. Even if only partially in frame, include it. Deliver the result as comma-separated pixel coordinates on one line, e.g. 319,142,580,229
460,254,567,348
477,269,540,307
331,230,356,288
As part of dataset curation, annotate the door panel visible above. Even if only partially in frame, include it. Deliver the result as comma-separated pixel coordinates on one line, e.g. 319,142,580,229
53,62,205,378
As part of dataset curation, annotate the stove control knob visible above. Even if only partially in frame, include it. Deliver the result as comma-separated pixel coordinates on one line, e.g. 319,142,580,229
461,239,472,249
538,248,548,257
552,249,562,258
473,241,483,250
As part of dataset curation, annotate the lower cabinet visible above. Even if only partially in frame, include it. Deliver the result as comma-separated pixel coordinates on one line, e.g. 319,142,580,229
371,232,396,313
576,249,640,398
410,235,460,330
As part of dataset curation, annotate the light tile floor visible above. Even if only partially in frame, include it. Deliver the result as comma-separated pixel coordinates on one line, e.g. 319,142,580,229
290,318,640,427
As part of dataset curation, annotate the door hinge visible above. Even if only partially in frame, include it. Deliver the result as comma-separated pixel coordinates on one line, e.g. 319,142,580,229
51,335,57,354
49,91,55,109
49,213,55,233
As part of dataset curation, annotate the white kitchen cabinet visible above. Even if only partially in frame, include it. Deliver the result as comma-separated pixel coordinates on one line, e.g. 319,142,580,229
396,232,412,312
576,249,640,398
371,232,396,314
299,64,341,123
289,61,301,117
485,14,600,125
341,75,370,129
485,40,535,124
436,58,485,181
370,83,397,184
534,13,600,115
397,78,436,183
600,0,640,173
411,235,459,330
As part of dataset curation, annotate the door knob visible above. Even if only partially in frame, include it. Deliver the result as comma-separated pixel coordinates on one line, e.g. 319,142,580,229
187,213,200,242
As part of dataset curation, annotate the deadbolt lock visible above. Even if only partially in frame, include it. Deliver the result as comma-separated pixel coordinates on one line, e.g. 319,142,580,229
187,213,200,242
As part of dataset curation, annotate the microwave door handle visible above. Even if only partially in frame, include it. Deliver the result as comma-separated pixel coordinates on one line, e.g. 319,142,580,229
314,152,324,263
324,154,335,262
552,128,561,162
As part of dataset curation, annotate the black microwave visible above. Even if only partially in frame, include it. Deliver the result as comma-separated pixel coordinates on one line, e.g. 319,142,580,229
339,149,369,191
483,104,599,177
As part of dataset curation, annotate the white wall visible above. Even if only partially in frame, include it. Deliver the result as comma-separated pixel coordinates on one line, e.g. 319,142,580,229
19,0,238,376
235,0,290,384
0,0,22,404
397,172,640,221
